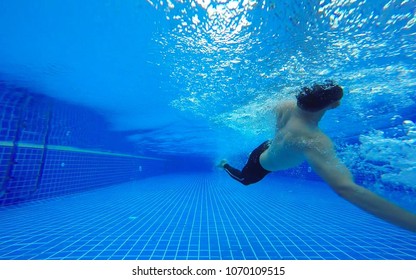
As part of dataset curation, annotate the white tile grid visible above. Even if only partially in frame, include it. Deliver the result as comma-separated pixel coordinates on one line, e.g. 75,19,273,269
0,174,415,260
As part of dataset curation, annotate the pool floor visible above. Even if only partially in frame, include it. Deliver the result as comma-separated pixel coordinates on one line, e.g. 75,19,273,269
0,173,415,260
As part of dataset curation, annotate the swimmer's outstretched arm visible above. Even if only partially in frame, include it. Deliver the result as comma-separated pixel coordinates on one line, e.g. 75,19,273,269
305,135,416,233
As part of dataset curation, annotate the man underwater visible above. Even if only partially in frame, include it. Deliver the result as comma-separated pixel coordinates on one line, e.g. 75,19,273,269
219,81,416,232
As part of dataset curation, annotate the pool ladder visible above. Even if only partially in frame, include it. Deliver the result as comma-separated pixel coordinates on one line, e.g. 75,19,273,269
0,95,53,199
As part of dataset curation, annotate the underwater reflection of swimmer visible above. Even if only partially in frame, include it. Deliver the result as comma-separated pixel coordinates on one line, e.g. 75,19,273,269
219,81,416,232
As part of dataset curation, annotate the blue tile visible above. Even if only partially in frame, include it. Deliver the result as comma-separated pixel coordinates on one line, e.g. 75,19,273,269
1,174,416,260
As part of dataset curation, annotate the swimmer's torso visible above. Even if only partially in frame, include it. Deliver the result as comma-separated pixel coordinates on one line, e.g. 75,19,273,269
260,101,322,171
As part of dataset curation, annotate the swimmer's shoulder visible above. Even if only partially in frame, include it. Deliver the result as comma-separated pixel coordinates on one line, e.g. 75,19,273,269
274,100,296,123
274,100,296,112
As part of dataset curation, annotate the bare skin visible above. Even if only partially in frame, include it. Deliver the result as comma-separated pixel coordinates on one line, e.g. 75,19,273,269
230,100,416,232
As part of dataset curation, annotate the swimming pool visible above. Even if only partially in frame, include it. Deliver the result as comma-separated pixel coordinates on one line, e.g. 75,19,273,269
1,0,416,261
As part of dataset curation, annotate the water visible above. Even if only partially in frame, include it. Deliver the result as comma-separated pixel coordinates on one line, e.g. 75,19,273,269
0,0,415,260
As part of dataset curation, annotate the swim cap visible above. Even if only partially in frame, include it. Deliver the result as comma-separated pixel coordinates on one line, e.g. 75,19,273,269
296,80,343,112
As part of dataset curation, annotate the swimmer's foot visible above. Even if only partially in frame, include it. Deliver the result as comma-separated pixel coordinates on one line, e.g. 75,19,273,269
216,159,228,169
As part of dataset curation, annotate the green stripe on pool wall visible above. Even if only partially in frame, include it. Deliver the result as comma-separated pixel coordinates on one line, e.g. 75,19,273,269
0,141,165,161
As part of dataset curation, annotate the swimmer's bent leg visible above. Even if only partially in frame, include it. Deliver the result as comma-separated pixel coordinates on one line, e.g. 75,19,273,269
223,164,250,185
223,140,271,186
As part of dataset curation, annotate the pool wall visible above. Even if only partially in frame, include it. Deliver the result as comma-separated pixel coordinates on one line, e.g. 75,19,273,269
0,82,168,206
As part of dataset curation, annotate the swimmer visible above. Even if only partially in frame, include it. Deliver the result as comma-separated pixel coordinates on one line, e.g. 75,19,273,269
219,81,416,232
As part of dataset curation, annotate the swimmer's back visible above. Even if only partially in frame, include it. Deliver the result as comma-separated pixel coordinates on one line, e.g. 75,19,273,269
260,101,324,171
